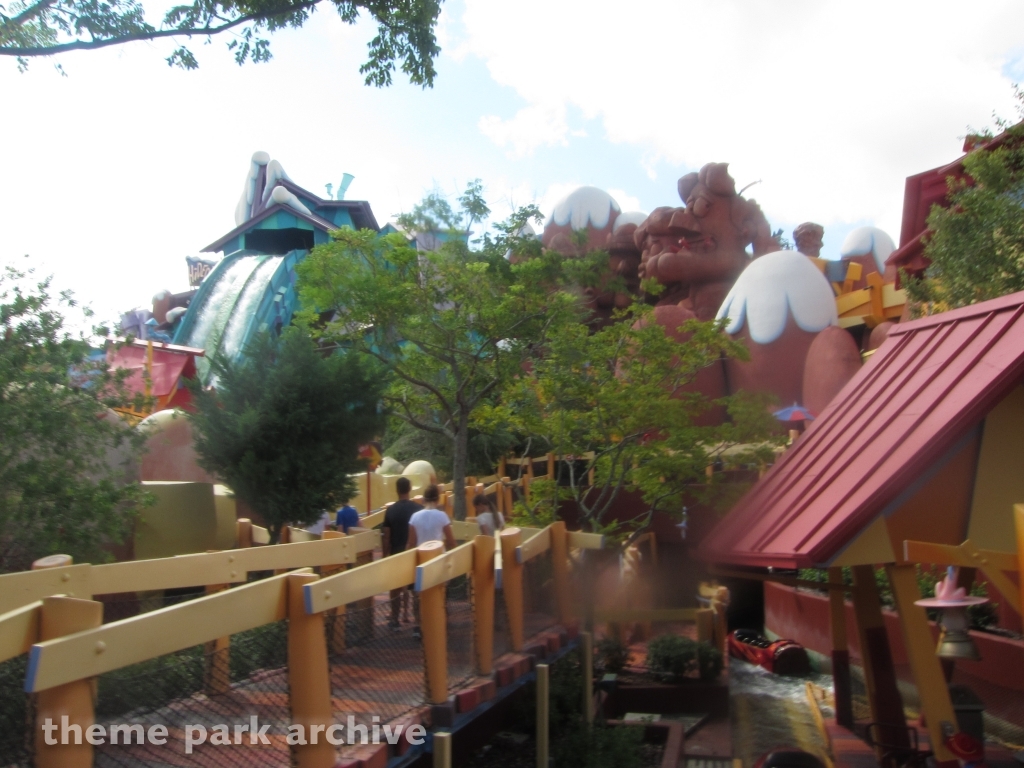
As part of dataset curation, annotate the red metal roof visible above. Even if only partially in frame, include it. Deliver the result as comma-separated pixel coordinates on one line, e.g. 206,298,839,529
108,340,203,400
700,291,1024,569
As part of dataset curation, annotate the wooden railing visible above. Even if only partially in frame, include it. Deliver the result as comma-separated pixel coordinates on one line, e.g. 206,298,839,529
2,521,605,768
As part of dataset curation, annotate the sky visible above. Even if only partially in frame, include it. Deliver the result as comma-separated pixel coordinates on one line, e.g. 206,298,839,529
4,0,1024,328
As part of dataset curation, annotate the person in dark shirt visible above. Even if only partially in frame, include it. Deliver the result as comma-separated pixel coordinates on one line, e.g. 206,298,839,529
382,476,422,628
335,498,360,534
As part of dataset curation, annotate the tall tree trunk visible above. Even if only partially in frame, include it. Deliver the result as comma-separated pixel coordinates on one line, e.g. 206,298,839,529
451,412,470,521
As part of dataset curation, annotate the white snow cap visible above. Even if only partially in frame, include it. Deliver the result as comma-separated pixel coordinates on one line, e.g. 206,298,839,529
551,187,621,230
261,160,293,205
269,185,312,216
717,250,838,344
234,152,271,226
839,226,895,272
613,210,649,232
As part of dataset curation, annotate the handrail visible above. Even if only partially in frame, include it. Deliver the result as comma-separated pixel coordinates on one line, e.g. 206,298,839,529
0,531,379,614
415,541,475,591
516,526,552,564
304,549,418,614
25,570,306,693
0,601,42,664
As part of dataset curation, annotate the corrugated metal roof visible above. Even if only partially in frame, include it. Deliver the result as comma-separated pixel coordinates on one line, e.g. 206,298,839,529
700,291,1024,569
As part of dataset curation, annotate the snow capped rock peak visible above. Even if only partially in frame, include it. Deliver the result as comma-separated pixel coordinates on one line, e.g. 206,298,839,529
717,250,838,344
551,187,621,230
613,210,648,232
839,226,895,272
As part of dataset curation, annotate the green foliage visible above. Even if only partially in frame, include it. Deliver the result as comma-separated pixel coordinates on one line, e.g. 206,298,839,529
382,410,517,479
552,720,645,768
188,327,385,542
0,262,147,573
297,193,583,520
1,0,441,84
596,636,631,673
646,633,722,682
496,300,783,541
905,93,1024,312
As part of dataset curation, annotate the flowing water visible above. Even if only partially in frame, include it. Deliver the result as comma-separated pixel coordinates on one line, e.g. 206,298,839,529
219,256,283,362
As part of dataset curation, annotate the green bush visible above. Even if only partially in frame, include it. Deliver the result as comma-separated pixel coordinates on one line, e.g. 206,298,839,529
647,633,722,682
646,634,696,682
596,637,631,673
552,720,645,768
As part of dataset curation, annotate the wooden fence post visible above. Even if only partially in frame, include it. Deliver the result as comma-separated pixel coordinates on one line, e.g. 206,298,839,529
236,518,253,549
418,542,448,704
34,595,103,768
433,731,452,768
581,631,594,724
472,535,496,674
696,607,714,644
204,581,231,696
546,453,555,480
502,477,512,516
550,521,571,625
321,530,347,655
499,528,524,651
828,567,853,728
287,573,335,768
536,663,549,768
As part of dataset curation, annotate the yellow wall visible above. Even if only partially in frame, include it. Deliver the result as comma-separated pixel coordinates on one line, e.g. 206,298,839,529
135,482,218,560
969,384,1024,550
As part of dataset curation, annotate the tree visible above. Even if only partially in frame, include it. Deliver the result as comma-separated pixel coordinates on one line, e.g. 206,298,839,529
1,0,441,81
296,198,584,520
904,97,1024,312
0,262,147,573
188,327,385,543
496,300,780,542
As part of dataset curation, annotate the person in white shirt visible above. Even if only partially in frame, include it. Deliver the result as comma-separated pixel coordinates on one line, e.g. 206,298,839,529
471,494,504,537
407,485,456,551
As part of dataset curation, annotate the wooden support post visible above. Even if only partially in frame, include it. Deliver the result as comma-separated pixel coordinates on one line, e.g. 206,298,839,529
581,631,594,724
546,453,555,481
1016,505,1024,625
418,542,448,704
851,565,909,762
713,601,728,657
321,530,347,655
236,518,253,549
500,528,525,651
204,583,231,696
887,564,959,764
34,596,103,768
498,456,507,481
696,607,714,643
433,730,452,768
473,535,496,675
287,572,335,768
550,521,571,624
828,567,853,729
502,477,512,515
536,663,550,768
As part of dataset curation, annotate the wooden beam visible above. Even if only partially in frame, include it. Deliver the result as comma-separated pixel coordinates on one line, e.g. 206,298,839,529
26,571,300,693
90,552,243,595
0,601,41,664
252,524,271,545
415,541,475,592
1016,505,1024,625
362,508,387,529
516,525,551,564
451,520,482,541
592,608,698,623
0,564,91,614
567,531,604,550
230,536,359,573
473,535,496,675
418,542,448,704
287,573,335,768
304,550,417,614
500,528,525,651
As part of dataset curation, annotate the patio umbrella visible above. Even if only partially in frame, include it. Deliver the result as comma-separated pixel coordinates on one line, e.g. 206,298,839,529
773,403,815,422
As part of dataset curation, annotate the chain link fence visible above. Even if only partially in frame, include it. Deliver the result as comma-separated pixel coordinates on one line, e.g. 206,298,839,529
447,576,475,692
523,555,558,640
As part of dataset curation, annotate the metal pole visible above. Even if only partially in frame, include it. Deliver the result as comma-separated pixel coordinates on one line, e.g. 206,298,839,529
433,731,452,768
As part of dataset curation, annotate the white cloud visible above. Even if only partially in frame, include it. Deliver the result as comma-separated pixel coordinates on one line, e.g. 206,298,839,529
479,102,570,156
607,188,643,214
461,0,1024,236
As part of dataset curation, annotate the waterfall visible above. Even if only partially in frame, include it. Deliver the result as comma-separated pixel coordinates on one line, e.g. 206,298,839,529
219,256,283,362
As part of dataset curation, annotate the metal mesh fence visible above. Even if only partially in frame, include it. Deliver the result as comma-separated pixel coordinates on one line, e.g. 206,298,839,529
493,588,512,660
91,620,291,768
329,595,426,729
0,655,31,768
447,576,475,692
523,554,558,640
98,586,209,624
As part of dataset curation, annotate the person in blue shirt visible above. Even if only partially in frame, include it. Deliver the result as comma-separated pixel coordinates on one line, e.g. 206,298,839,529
335,498,360,533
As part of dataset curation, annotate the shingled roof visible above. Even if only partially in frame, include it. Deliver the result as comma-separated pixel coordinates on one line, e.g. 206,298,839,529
700,291,1024,569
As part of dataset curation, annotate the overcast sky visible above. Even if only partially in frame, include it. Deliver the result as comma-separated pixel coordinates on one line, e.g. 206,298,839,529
4,0,1024,327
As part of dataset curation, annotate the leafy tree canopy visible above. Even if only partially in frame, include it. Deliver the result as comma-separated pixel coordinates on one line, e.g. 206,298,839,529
492,300,782,542
1,0,441,81
296,189,595,520
905,92,1024,312
188,326,385,543
0,262,147,572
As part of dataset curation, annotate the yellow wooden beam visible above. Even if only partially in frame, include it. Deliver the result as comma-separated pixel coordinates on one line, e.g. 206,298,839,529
0,600,41,664
362,508,387,529
0,565,91,614
903,539,1021,613
90,551,244,595
1016,505,1024,623
451,520,482,541
415,541,474,591
25,571,302,693
567,531,604,550
252,524,271,545
592,608,698,623
305,549,417,614
836,288,871,315
516,525,551,563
